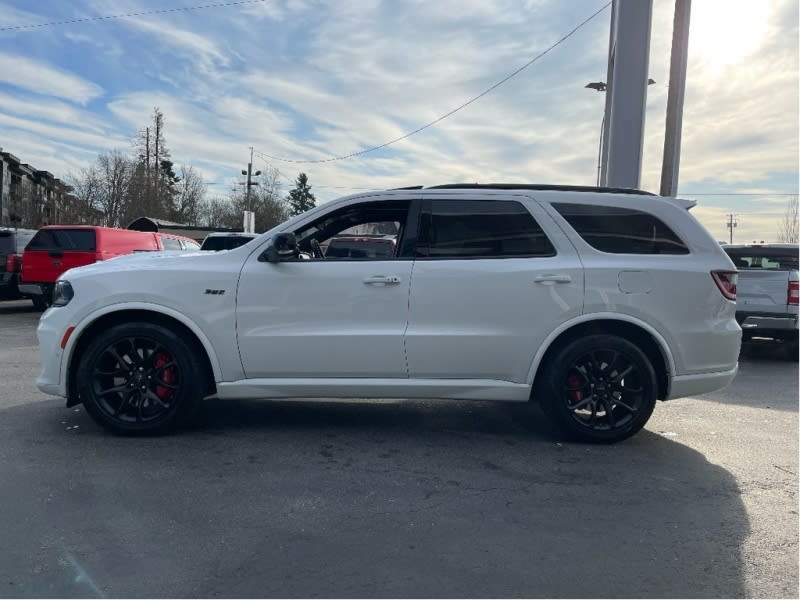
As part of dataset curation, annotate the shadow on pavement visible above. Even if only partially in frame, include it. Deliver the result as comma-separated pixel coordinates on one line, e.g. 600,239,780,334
0,397,750,598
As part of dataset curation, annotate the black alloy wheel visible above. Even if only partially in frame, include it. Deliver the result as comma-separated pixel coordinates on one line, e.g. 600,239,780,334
77,322,203,435
538,334,657,443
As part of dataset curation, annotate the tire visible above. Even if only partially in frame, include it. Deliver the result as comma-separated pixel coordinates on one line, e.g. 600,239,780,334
31,295,50,311
76,322,203,435
537,335,658,443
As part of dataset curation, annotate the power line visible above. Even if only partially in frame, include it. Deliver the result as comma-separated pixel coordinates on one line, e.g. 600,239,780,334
0,0,269,32
683,193,798,196
255,1,612,164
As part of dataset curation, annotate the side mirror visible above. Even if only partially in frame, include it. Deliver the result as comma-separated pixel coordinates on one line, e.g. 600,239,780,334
262,232,299,263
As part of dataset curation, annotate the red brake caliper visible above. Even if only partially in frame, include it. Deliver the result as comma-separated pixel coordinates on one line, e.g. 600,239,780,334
154,353,175,401
566,374,583,405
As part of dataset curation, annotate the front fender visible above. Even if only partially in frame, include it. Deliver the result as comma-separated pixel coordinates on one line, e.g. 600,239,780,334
62,301,225,394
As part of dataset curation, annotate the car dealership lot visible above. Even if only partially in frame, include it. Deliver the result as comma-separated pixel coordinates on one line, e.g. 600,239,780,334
0,299,797,598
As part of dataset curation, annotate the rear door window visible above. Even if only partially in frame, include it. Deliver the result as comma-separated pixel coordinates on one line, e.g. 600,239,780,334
416,199,555,258
27,229,96,252
552,203,689,255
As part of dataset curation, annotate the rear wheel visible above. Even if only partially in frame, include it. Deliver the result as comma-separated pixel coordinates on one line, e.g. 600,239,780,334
537,335,657,443
76,322,203,435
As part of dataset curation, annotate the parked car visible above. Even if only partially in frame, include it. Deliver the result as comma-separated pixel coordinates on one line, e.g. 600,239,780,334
158,233,201,252
722,243,798,346
199,232,258,251
0,227,37,300
36,184,741,442
323,235,397,259
19,225,198,309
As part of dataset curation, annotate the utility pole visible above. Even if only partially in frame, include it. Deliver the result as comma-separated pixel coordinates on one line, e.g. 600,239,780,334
727,214,738,244
241,147,261,233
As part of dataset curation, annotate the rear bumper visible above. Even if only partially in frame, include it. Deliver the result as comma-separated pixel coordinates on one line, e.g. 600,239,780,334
738,313,798,334
18,283,44,296
666,364,738,400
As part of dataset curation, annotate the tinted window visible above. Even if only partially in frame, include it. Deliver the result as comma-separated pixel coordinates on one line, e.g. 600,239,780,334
552,203,689,255
724,247,799,270
417,200,554,258
326,237,396,259
200,236,255,251
0,231,14,254
27,229,96,251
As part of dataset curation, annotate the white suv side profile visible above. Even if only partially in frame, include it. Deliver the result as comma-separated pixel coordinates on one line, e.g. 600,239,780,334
36,184,741,442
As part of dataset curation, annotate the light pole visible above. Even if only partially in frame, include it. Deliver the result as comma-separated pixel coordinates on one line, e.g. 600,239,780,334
241,146,261,232
585,79,655,187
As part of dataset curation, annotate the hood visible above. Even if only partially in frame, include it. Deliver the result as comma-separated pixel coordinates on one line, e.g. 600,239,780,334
60,250,218,280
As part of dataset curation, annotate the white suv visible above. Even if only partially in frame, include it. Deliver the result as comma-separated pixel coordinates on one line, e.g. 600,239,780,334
36,184,741,442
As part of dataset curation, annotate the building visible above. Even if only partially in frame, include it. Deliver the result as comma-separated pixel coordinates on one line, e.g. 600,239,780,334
0,148,76,228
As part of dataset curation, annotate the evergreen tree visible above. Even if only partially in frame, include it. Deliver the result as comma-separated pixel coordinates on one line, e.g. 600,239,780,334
287,172,316,216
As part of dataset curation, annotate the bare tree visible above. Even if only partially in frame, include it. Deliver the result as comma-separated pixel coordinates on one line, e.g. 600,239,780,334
171,165,206,225
64,167,103,224
96,150,133,227
777,195,799,243
196,196,235,229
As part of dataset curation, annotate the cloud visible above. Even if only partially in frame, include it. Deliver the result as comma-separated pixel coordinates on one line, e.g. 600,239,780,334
0,53,103,104
123,17,230,71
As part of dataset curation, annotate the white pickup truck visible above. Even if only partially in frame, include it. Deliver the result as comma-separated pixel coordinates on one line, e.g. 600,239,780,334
722,243,799,346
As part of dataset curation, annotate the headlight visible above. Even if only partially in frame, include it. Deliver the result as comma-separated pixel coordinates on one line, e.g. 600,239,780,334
52,280,74,307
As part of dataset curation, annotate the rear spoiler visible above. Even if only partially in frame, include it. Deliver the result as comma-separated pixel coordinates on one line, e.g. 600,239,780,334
674,197,697,210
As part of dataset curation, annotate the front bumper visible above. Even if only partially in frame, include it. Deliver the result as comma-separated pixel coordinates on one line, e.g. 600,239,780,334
35,307,68,397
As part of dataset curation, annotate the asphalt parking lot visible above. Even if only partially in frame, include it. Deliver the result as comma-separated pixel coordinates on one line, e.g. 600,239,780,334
0,299,797,598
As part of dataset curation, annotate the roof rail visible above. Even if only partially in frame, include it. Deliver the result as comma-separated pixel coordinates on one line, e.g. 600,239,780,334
423,183,655,196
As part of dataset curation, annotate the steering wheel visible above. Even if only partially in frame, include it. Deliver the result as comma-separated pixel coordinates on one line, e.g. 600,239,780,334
310,238,325,259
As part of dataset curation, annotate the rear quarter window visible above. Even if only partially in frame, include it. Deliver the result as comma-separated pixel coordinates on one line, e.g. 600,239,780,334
552,203,689,255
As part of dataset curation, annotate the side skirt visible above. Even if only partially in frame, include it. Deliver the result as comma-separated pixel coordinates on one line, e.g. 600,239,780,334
215,378,532,402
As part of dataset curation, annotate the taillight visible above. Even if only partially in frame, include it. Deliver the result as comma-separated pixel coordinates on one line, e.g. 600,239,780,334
789,281,799,306
5,254,18,272
711,270,737,301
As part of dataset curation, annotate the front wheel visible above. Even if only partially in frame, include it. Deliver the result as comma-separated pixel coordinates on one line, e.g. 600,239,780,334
76,322,204,435
537,335,657,443
32,295,51,311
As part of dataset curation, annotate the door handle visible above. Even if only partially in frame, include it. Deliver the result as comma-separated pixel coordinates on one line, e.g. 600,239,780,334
534,274,572,284
363,275,402,285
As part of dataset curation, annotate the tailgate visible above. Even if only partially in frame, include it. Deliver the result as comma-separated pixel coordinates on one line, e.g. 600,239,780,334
21,229,97,284
21,250,97,284
736,270,791,311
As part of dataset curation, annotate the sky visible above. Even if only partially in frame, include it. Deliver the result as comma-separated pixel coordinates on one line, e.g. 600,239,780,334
0,0,797,242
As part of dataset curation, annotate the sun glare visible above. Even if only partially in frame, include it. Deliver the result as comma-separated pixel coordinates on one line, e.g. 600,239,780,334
688,0,771,73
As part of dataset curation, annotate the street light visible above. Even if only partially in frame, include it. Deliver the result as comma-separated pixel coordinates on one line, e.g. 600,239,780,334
241,147,261,232
586,79,655,186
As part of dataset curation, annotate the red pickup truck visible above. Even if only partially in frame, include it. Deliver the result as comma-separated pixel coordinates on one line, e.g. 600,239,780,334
19,225,199,309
